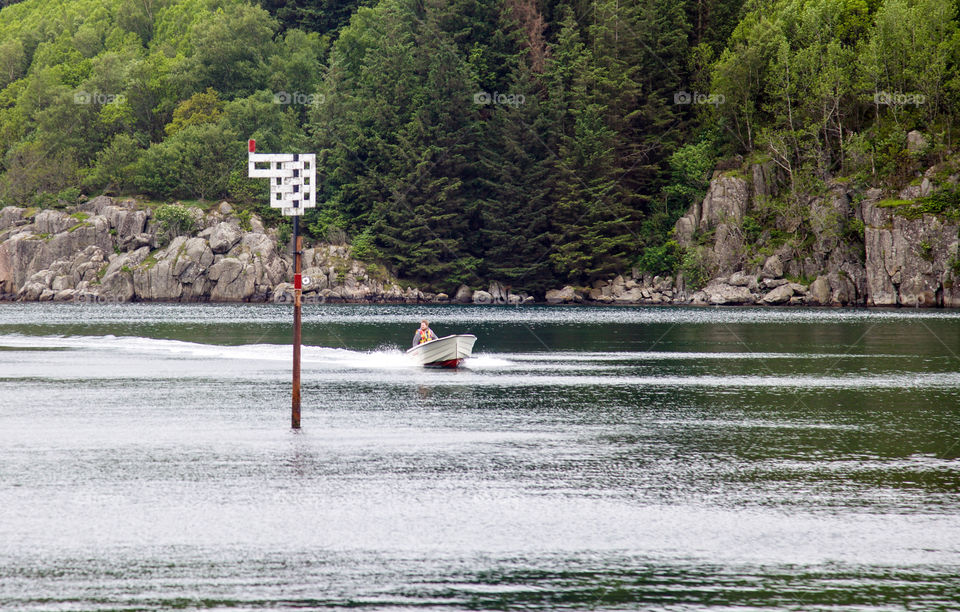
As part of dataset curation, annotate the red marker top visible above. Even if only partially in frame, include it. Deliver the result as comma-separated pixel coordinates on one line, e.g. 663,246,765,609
248,139,256,153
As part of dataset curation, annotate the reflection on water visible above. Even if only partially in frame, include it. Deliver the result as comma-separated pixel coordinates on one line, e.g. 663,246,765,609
0,303,958,610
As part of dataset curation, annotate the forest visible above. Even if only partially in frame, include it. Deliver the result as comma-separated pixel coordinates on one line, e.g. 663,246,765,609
0,0,958,293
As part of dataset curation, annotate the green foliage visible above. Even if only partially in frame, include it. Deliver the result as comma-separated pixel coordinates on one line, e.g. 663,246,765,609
878,186,960,221
275,221,292,252
154,203,195,244
135,122,242,200
236,209,252,232
0,141,78,207
843,217,866,242
742,215,763,244
663,140,717,207
84,133,143,193
680,246,711,291
636,240,682,276
949,253,960,277
3,0,960,293
165,87,223,136
350,228,378,261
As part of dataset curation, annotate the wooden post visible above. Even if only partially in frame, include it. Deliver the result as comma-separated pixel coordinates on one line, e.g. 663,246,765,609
247,139,316,429
292,216,302,429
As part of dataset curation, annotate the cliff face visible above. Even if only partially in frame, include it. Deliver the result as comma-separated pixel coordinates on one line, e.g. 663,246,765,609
0,196,430,304
668,154,960,307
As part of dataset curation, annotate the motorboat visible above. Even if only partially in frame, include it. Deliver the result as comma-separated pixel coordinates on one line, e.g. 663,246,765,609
406,334,477,368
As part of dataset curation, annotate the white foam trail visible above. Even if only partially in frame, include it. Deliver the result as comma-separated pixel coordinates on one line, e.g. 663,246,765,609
0,334,420,370
0,334,527,371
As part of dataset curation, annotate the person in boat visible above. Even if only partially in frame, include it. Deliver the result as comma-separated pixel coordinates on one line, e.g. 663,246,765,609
412,319,438,346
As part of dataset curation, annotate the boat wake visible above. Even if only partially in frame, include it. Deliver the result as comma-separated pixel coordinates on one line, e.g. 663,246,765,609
0,334,510,371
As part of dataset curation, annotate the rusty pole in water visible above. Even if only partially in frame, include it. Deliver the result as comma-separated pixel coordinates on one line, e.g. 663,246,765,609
292,216,302,429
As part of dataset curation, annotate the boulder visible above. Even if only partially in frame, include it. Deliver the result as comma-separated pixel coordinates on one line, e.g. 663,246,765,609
209,222,243,254
301,267,329,291
825,272,857,305
761,284,793,305
272,282,294,304
489,280,508,304
133,258,183,301
545,286,577,304
613,288,645,303
128,233,155,249
16,281,45,301
762,255,784,278
703,282,754,305
100,269,135,302
673,210,699,247
0,207,25,231
209,257,254,301
808,277,831,305
728,270,755,288
0,235,43,293
112,209,150,247
472,290,492,304
78,195,116,215
54,289,77,302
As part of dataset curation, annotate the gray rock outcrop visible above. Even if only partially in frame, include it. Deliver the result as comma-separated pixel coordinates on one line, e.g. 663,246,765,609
0,197,419,304
863,200,960,307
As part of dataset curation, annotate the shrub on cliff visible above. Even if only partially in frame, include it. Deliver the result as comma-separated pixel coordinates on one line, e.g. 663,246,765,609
154,203,195,245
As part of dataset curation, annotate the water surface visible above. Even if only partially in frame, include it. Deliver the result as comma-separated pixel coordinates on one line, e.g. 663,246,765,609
1,303,958,610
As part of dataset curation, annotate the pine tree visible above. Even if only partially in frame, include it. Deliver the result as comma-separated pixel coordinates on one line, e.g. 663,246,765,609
476,65,556,293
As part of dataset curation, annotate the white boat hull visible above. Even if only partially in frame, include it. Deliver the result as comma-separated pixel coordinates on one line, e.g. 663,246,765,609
406,334,477,368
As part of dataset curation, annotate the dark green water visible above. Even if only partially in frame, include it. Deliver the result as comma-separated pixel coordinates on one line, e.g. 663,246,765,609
0,303,958,610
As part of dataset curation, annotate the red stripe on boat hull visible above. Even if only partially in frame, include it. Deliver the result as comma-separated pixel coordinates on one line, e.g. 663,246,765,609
424,358,464,369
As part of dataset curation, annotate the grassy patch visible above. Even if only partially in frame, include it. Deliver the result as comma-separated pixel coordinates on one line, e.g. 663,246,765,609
140,250,160,269
876,188,960,222
876,198,915,208
236,209,252,231
69,211,90,221
95,263,109,283
785,274,814,286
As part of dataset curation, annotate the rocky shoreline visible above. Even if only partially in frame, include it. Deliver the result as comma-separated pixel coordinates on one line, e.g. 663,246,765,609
3,148,960,308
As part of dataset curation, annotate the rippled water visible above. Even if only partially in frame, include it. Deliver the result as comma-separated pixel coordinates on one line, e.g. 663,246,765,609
1,303,958,610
